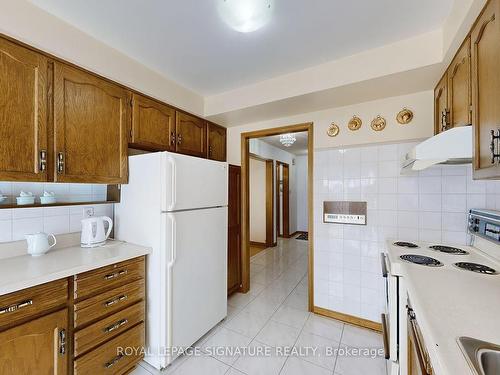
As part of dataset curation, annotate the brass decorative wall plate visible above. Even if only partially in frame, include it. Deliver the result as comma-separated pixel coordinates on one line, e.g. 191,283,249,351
327,123,340,137
396,108,414,125
371,115,386,131
348,116,362,131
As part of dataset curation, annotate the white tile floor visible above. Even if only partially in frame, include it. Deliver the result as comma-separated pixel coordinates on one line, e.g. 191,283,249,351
131,238,386,375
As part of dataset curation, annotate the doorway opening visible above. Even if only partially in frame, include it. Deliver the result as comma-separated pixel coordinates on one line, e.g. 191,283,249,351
240,123,313,311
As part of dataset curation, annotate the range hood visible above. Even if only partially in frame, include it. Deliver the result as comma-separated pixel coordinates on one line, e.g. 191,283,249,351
401,125,472,171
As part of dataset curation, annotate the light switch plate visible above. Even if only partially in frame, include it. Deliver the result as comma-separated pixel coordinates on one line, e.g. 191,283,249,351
83,207,94,218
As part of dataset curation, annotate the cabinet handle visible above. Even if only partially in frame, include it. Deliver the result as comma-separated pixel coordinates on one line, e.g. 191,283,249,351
58,329,66,355
490,129,500,164
441,110,450,132
104,354,125,369
39,150,47,172
56,152,65,174
171,132,176,146
0,299,33,315
103,269,128,280
177,134,182,145
104,318,128,333
104,294,128,307
209,145,213,157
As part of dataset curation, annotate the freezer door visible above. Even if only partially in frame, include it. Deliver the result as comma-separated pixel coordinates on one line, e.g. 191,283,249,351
161,152,228,211
164,207,228,353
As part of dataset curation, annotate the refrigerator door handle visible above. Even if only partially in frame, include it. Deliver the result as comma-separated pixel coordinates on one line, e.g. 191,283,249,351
167,213,177,267
167,156,177,211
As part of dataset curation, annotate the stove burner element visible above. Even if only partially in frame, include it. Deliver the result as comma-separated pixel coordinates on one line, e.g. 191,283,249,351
393,241,419,248
429,245,469,255
453,262,498,275
400,254,443,267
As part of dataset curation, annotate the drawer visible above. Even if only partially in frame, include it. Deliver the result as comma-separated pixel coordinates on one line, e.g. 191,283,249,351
74,322,145,375
74,279,145,328
74,257,145,300
0,279,68,328
74,300,145,357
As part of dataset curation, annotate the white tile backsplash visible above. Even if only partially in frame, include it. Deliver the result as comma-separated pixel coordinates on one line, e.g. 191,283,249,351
314,141,499,323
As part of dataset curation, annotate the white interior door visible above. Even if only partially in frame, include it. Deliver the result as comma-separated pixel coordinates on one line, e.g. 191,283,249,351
165,207,228,351
162,152,228,211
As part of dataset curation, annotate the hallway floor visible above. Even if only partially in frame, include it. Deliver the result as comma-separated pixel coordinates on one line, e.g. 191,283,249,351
132,238,385,375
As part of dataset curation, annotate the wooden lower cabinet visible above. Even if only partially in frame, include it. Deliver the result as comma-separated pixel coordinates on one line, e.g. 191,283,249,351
0,256,146,375
0,308,68,375
227,165,242,296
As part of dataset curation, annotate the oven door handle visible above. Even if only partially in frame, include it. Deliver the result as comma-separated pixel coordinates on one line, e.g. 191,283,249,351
407,308,432,375
380,253,388,278
381,313,390,359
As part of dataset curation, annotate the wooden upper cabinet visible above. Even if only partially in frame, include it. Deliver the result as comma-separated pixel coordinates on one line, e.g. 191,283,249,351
448,37,472,128
130,93,175,151
175,112,206,157
471,0,500,178
434,73,449,134
53,63,130,183
0,309,68,375
207,122,227,161
0,38,48,182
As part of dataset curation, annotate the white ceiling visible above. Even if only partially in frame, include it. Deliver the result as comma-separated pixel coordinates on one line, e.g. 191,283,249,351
259,132,308,155
30,0,453,96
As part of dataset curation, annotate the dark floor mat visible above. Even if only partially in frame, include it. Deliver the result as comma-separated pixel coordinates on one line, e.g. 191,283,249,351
296,233,308,240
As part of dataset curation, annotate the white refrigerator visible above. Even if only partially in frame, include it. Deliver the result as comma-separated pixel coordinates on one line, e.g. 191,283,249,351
114,151,228,370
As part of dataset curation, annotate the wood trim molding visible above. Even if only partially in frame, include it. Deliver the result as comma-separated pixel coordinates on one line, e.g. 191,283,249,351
249,241,267,248
275,161,290,238
313,306,382,332
249,153,272,162
265,160,274,247
241,122,314,310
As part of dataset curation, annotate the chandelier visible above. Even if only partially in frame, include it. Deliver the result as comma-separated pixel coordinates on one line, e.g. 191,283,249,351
280,133,296,147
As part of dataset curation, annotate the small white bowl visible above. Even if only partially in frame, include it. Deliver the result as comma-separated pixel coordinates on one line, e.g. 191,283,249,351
16,196,35,205
40,196,56,205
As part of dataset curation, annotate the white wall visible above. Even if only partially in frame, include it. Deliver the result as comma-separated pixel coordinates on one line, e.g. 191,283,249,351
249,158,266,243
227,90,433,166
250,139,299,237
314,142,500,323
295,155,308,232
0,1,204,115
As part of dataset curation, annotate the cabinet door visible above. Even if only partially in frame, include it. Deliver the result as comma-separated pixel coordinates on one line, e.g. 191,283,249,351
130,93,175,151
54,63,130,183
0,38,48,182
471,0,500,178
227,165,241,296
0,309,68,375
434,73,448,134
448,37,472,128
207,122,227,161
175,112,206,157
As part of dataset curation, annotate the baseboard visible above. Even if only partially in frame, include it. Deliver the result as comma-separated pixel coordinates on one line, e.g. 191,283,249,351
249,241,267,248
313,306,382,333
267,242,277,247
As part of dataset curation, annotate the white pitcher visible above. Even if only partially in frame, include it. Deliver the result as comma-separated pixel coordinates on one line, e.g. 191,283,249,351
25,233,57,256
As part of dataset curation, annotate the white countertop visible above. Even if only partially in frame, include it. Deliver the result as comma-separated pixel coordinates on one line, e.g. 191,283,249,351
386,239,500,375
0,239,150,296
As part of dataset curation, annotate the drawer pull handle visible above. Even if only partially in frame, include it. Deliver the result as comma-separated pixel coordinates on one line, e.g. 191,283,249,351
104,294,128,307
0,299,33,315
104,318,128,333
104,269,128,280
104,353,125,369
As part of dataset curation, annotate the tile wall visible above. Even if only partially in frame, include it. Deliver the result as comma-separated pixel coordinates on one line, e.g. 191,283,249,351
0,182,112,243
313,141,500,322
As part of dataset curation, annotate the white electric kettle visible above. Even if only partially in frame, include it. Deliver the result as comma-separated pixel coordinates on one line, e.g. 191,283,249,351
81,216,113,248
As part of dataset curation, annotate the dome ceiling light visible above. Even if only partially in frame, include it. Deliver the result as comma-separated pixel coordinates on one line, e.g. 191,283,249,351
217,0,274,33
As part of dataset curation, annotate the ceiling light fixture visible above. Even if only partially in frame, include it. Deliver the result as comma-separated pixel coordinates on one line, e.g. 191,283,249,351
280,133,296,147
217,0,274,33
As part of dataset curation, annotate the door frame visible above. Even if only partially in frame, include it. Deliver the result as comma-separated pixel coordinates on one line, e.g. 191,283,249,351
275,161,290,238
249,153,275,247
241,122,314,311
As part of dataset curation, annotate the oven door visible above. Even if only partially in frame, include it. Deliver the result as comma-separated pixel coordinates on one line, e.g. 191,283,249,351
381,253,399,370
